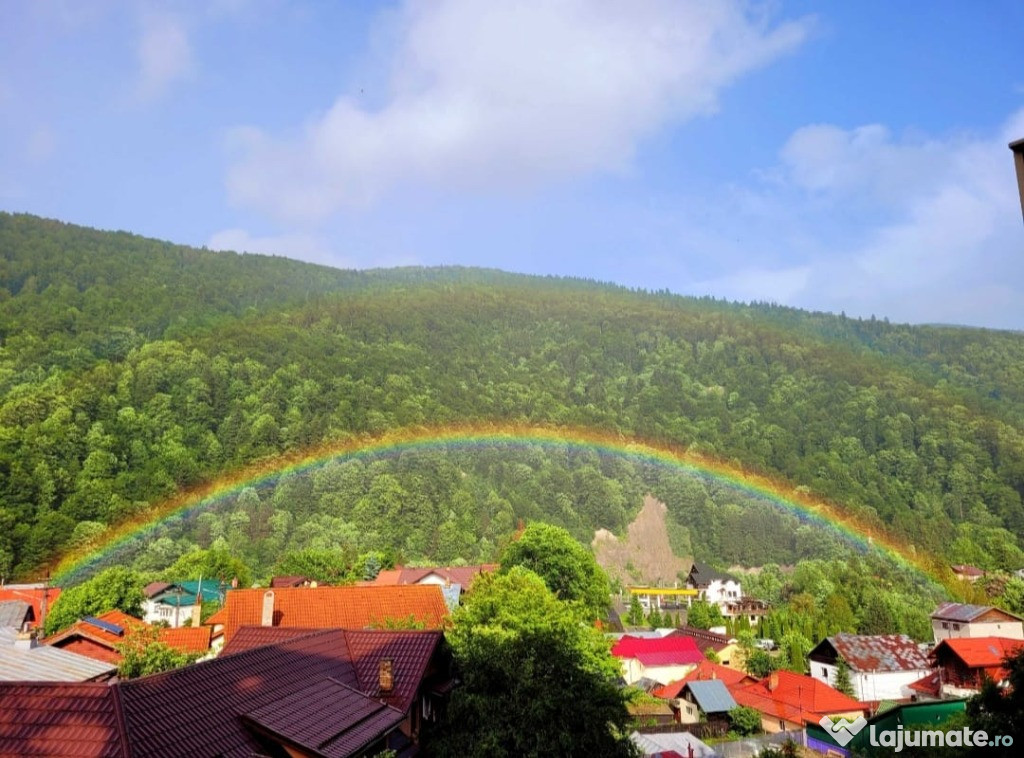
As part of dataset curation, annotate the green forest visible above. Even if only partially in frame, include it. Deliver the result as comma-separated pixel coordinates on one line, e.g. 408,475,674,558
3,212,1024,626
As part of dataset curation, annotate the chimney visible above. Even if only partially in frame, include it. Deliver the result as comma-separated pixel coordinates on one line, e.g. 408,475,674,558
14,631,38,650
768,672,779,691
261,590,275,627
378,658,394,693
231,576,239,589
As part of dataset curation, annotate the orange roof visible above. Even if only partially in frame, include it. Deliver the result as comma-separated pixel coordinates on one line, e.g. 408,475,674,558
0,586,61,629
729,670,865,726
207,585,449,644
46,610,211,657
158,626,212,654
933,636,1023,669
370,565,497,589
653,660,755,699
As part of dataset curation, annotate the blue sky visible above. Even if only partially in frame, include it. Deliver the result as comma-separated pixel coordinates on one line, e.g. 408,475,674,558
3,1,1023,329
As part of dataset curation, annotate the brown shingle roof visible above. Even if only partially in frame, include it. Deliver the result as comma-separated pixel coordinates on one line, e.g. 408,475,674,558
207,585,449,644
0,682,127,758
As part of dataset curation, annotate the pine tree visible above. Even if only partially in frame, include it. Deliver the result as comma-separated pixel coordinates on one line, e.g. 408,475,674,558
626,594,644,627
834,655,855,697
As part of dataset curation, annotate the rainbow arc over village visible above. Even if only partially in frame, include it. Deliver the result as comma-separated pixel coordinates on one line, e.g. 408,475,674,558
50,423,945,585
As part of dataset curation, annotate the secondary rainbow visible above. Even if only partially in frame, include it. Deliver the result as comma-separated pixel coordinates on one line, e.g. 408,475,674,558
50,423,944,585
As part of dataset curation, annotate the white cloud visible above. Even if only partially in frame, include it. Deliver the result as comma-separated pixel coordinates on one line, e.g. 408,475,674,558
695,264,811,304
136,11,194,100
715,108,1024,328
227,0,811,221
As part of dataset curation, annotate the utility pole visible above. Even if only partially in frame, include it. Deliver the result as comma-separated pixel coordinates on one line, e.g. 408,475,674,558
1010,138,1024,224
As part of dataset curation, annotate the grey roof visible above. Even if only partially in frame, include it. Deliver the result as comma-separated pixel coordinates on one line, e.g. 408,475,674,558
684,679,737,714
631,730,717,757
823,633,930,672
930,602,1023,623
0,643,116,681
0,628,15,646
0,601,32,629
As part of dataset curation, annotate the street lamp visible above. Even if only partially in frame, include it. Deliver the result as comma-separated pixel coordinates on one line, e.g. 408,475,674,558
1010,138,1024,223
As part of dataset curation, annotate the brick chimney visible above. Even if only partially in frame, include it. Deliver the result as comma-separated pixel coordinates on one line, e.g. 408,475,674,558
378,658,394,693
261,590,275,627
768,672,779,691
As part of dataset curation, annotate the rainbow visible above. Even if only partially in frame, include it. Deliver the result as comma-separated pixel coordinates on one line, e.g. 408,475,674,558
50,423,944,586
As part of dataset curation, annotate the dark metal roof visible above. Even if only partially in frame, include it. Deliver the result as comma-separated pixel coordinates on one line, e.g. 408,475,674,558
934,602,989,621
243,677,404,758
0,628,443,758
687,562,735,588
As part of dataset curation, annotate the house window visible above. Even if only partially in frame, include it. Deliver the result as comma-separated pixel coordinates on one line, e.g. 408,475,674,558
942,622,949,629
953,623,960,630
821,667,828,677
779,721,785,730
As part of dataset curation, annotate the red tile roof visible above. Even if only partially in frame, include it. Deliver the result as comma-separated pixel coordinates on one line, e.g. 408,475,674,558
207,585,449,644
611,635,704,667
242,677,404,758
398,565,497,588
157,626,211,654
46,610,211,660
907,670,942,698
0,682,127,758
652,660,754,699
0,586,61,629
932,636,1024,669
729,670,865,726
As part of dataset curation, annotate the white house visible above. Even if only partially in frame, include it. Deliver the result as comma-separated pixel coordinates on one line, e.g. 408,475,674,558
808,633,932,702
142,580,226,628
930,602,1024,642
611,635,705,686
685,562,742,614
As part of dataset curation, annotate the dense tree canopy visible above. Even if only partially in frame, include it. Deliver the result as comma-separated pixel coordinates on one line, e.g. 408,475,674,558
2,213,1024,607
436,567,636,757
43,567,144,635
499,523,611,620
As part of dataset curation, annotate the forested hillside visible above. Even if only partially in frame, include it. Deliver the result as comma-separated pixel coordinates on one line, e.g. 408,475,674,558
2,212,1024,590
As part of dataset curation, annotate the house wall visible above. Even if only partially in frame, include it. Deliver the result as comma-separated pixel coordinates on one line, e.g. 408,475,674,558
812,662,932,701
759,714,802,734
142,600,194,628
932,619,1024,641
643,662,699,686
52,637,120,665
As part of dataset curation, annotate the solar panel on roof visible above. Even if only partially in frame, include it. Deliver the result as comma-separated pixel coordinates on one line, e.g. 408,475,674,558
83,617,124,636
